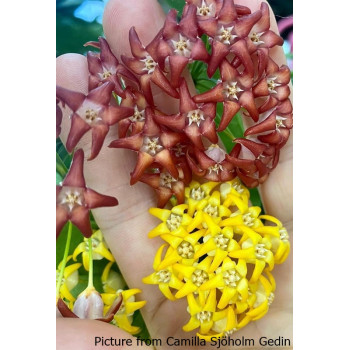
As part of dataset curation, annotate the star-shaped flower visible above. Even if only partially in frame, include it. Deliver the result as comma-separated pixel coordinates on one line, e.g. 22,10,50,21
56,149,118,238
56,82,134,160
85,36,139,98
157,5,210,87
193,59,259,130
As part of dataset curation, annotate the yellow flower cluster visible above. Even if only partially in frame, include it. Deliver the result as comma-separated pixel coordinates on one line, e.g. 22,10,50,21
143,179,290,339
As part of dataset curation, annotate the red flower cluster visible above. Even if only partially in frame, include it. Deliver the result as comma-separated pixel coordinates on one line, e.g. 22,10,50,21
56,0,292,207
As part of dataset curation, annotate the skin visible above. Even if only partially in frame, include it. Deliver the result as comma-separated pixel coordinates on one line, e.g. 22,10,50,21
56,0,293,349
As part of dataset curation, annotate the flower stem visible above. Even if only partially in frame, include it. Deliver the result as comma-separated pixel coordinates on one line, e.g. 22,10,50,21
88,237,94,288
56,221,73,301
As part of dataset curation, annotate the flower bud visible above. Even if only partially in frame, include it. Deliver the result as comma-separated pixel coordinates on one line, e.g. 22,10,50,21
73,286,104,319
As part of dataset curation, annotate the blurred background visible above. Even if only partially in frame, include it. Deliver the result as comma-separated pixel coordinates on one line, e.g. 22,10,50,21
56,0,293,68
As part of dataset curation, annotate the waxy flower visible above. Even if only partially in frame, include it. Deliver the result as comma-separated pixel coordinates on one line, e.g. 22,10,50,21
56,99,62,138
101,261,126,294
197,0,262,77
121,27,179,105
109,108,186,185
245,99,293,148
56,149,118,238
226,138,278,187
200,257,248,309
187,144,236,182
73,230,115,271
183,289,219,334
102,289,146,334
143,244,184,300
184,0,252,22
117,88,148,138
154,79,218,150
56,82,134,160
253,59,291,113
194,59,259,129
144,180,290,338
139,160,191,208
86,37,139,98
57,286,122,323
245,2,284,54
157,5,210,87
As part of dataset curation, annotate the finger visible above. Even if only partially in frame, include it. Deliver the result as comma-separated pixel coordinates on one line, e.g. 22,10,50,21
57,318,150,350
236,0,293,225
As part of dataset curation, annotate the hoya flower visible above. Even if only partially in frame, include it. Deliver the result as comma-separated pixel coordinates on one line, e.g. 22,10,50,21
197,0,262,77
253,60,291,112
143,244,184,300
183,289,219,334
85,37,139,98
200,257,248,309
109,108,186,185
173,256,215,298
56,149,118,238
245,272,276,321
184,180,218,216
56,255,81,305
184,0,251,22
139,161,191,208
198,306,240,341
145,181,290,337
148,204,194,238
194,59,259,129
101,261,126,294
245,2,284,54
157,5,210,87
226,138,278,187
121,27,178,105
56,82,134,160
153,79,218,150
219,178,250,204
245,99,293,148
194,222,240,272
187,145,236,183
189,190,231,227
117,88,148,138
229,235,274,283
73,230,115,271
102,289,146,334
57,286,122,323
255,215,290,264
155,230,204,270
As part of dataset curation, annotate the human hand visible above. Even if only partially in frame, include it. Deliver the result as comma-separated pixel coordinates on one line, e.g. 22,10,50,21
56,0,292,349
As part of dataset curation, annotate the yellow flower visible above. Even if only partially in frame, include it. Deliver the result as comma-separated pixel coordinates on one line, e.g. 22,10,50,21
185,181,218,216
229,233,275,283
197,306,250,341
200,257,249,309
155,229,205,270
194,215,240,272
144,180,290,339
101,261,126,294
195,190,232,226
102,289,146,335
183,289,223,335
173,256,215,298
245,271,276,321
220,178,250,203
142,244,184,300
148,204,193,238
56,255,81,306
73,230,115,270
255,215,290,264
